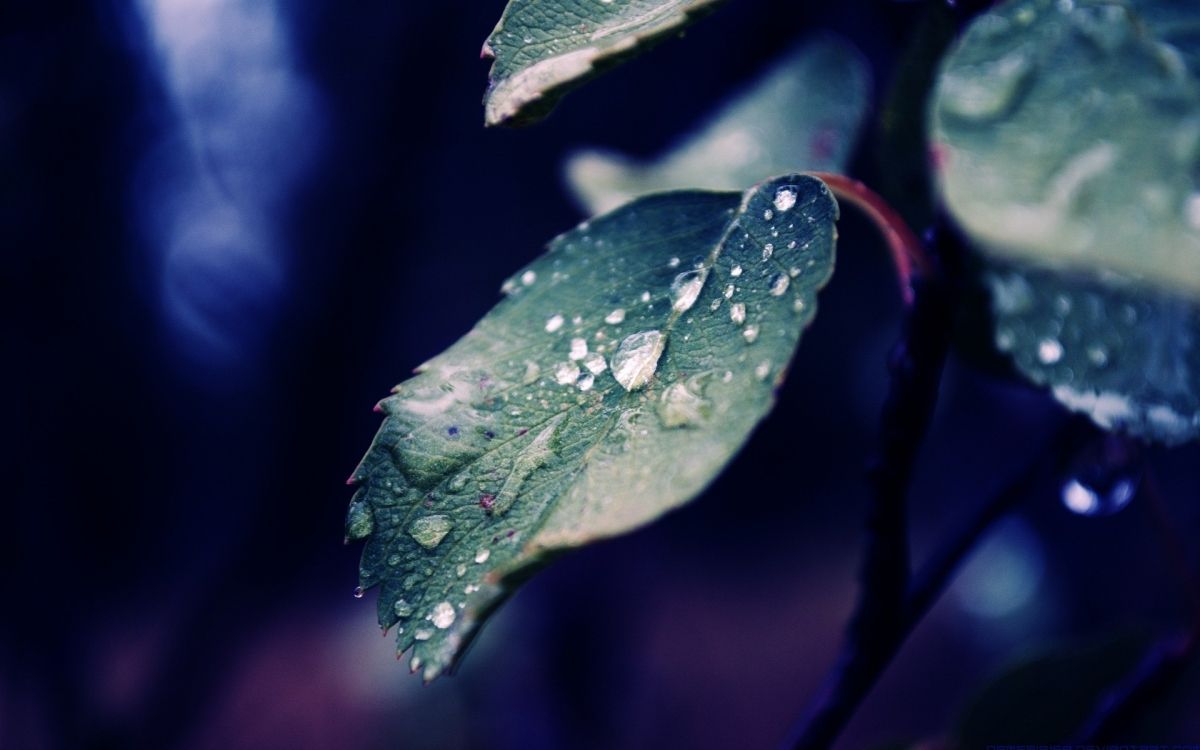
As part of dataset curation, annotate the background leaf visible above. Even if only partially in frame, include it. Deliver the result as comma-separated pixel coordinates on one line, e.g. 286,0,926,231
930,0,1200,297
482,0,725,127
565,35,871,214
347,175,838,679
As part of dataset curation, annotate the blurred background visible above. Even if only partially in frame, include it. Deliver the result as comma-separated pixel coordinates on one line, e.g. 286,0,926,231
3,1,1200,748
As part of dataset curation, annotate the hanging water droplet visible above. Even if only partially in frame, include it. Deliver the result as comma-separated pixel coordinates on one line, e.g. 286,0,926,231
545,314,564,333
431,601,456,629
605,308,626,324
569,337,588,360
408,514,453,549
773,186,798,212
474,548,491,564
554,361,580,385
743,324,760,343
345,500,374,540
769,274,789,296
394,599,414,617
730,303,746,325
1037,338,1064,364
610,330,664,391
670,270,706,313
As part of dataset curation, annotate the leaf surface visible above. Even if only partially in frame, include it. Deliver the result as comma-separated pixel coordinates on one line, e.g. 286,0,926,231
482,0,725,127
930,0,1200,297
348,175,838,679
566,35,871,214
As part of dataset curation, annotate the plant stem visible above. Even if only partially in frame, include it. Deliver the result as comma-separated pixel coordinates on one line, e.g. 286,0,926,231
807,172,934,305
787,416,1096,750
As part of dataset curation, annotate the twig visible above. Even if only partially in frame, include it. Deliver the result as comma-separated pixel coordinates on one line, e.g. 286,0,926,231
787,417,1096,750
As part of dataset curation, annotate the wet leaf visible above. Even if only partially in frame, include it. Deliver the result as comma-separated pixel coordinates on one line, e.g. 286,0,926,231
930,0,1200,298
566,35,871,214
481,0,725,127
347,175,838,679
986,264,1200,444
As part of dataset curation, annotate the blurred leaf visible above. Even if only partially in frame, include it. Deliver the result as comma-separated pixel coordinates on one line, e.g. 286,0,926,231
955,632,1150,746
984,263,1200,444
930,0,1200,298
565,35,871,214
347,175,838,679
481,0,725,127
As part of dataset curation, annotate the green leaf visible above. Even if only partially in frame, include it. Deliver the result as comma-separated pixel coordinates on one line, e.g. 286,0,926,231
347,175,839,679
565,35,872,214
986,263,1200,444
930,0,1200,298
481,0,725,127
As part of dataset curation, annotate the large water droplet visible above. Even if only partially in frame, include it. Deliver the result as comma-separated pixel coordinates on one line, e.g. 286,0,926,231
345,500,373,540
611,330,664,391
409,514,453,549
670,270,706,313
431,601,456,629
939,47,1034,121
773,186,798,212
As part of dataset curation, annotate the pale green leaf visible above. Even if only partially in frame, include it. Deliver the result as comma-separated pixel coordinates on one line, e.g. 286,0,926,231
348,175,839,679
566,35,872,214
930,0,1200,297
481,0,725,127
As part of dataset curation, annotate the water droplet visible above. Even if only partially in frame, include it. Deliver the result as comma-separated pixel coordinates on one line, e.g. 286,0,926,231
670,270,706,313
1037,338,1064,364
668,256,681,268
762,243,774,261
723,284,735,300
345,500,373,540
656,378,711,428
730,303,746,325
1060,435,1142,517
394,599,414,617
773,186,798,212
413,628,433,641
793,297,807,314
353,586,365,599
569,337,588,360
730,265,743,277
754,361,771,380
769,274,789,296
640,291,651,303
611,330,664,391
576,372,595,392
763,209,774,221
545,314,564,333
474,548,491,564
743,324,760,343
554,361,580,385
787,240,797,250
605,308,626,324
521,270,537,286
431,601,456,629
408,514,453,549
583,352,607,375
939,47,1034,121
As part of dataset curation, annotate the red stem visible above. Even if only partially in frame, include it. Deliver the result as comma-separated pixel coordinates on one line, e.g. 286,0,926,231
807,172,933,306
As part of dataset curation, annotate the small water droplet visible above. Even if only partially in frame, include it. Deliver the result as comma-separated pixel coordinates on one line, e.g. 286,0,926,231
762,243,774,261
763,209,774,221
545,314,564,333
576,372,595,392
769,274,789,296
555,361,580,385
409,514,453,549
793,297,807,314
353,586,365,599
521,270,537,286
743,324,759,343
670,270,706,313
413,628,433,641
730,265,743,277
773,186,798,212
640,291,651,303
723,284,735,300
1037,338,1063,364
456,563,467,577
611,330,664,391
394,599,414,617
754,361,771,380
569,337,588,360
730,302,746,325
474,548,491,564
605,308,626,324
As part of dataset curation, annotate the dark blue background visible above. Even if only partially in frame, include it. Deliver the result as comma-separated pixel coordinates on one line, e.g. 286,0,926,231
4,1,1199,748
